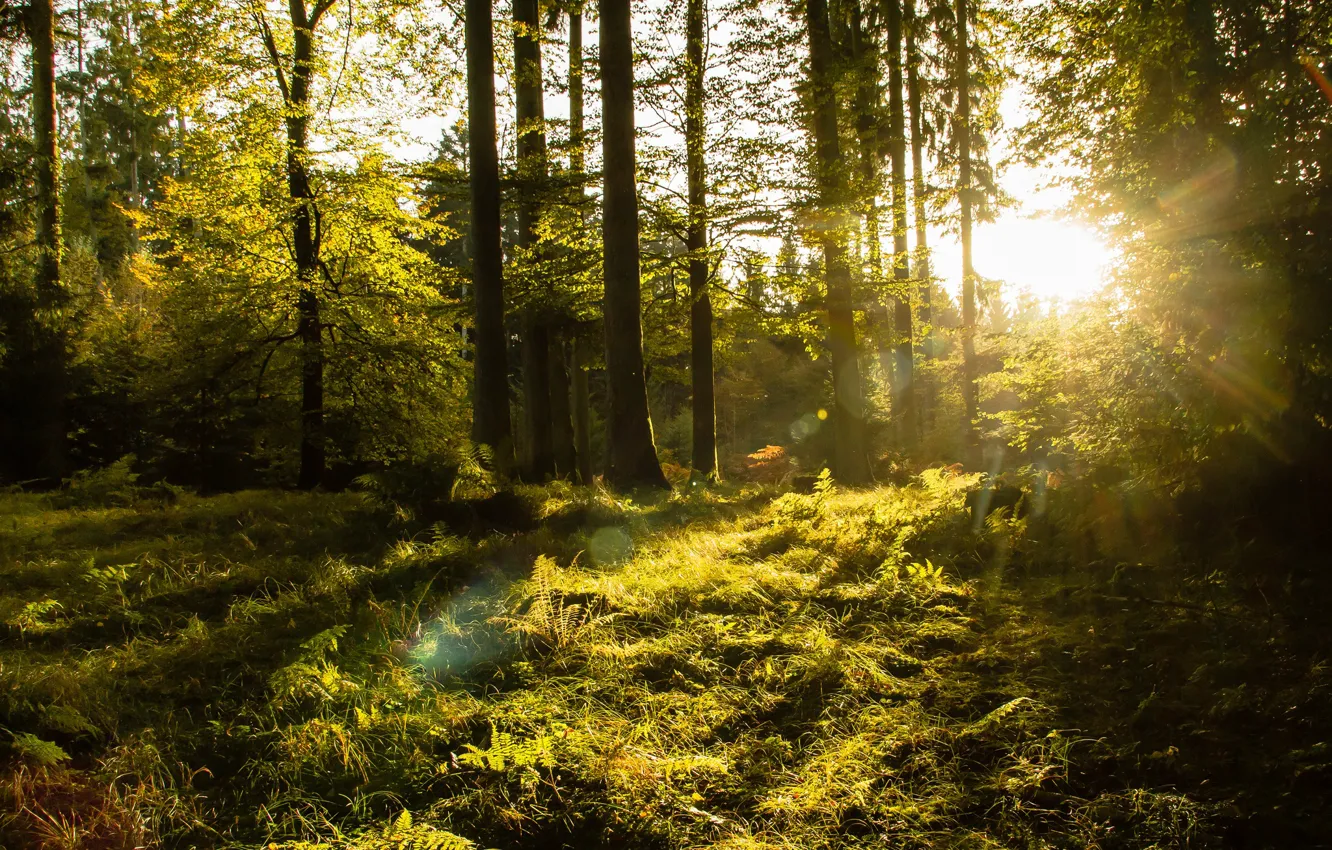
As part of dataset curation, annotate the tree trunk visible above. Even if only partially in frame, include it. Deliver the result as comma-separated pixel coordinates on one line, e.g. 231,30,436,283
572,334,593,484
24,0,64,485
807,0,872,485
955,0,979,465
548,330,577,478
600,0,669,490
906,0,930,355
686,0,718,481
570,7,586,178
514,0,554,480
288,0,325,490
886,0,915,447
568,7,593,484
851,1,894,399
466,0,516,475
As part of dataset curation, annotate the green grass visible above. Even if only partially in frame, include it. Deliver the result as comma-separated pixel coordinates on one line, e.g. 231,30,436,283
1,471,1320,849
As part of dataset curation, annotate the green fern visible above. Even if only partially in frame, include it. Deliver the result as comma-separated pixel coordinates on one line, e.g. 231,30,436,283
491,556,588,649
9,731,71,766
457,722,557,773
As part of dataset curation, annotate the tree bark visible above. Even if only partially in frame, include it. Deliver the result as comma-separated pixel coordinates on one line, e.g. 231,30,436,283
549,330,577,478
514,0,555,480
24,0,64,485
572,334,593,484
288,0,325,489
686,0,718,481
807,0,873,485
568,7,593,484
955,0,979,465
466,0,516,475
886,0,915,447
906,0,930,354
851,0,894,399
600,0,669,490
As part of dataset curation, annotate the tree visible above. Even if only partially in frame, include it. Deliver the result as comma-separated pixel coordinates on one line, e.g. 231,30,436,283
254,0,338,488
686,0,718,481
600,0,668,489
466,0,515,474
805,0,871,485
886,0,915,446
906,0,931,360
567,3,593,485
1,0,66,486
849,0,893,408
954,0,978,465
513,0,556,481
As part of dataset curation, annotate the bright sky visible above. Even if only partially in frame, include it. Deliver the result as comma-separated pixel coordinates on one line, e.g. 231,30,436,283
928,87,1113,305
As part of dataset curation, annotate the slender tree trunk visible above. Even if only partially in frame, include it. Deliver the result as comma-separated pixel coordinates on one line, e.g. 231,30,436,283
600,0,669,490
287,0,325,489
25,0,64,485
568,7,593,484
851,1,894,398
570,7,586,178
955,0,979,465
906,0,929,354
886,0,915,447
76,0,100,253
514,0,554,480
686,0,718,481
807,0,872,485
467,0,516,475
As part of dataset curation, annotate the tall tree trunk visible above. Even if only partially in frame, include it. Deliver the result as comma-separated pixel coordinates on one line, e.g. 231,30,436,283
288,0,325,489
686,0,718,481
568,6,593,483
955,0,979,465
851,0,894,399
570,7,586,178
886,0,915,447
600,0,669,490
466,0,516,475
906,0,929,355
25,0,64,485
807,0,872,485
515,0,554,480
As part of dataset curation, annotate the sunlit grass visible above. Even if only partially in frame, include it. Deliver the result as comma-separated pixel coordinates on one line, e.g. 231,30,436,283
0,474,1228,849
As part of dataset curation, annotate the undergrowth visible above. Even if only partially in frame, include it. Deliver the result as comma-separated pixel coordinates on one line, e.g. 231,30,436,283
0,471,1320,848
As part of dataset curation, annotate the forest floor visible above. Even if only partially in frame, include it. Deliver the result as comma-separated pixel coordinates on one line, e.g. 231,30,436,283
1,470,1329,849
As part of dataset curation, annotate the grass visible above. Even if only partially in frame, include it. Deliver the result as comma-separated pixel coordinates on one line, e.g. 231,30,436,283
0,469,1326,848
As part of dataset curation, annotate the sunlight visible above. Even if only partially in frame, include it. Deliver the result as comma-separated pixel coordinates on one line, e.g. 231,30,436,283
932,214,1113,305
951,215,1112,303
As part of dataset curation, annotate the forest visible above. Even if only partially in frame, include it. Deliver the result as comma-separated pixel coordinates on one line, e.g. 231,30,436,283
1,0,1331,846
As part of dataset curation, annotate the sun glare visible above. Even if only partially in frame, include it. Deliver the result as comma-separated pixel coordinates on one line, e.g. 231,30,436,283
932,216,1113,306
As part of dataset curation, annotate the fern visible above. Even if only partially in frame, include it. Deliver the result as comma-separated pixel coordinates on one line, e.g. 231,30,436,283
352,810,475,850
457,722,557,773
9,731,71,766
491,556,589,649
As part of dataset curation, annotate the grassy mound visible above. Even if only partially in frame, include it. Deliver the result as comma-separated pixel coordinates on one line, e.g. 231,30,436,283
0,472,1313,848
